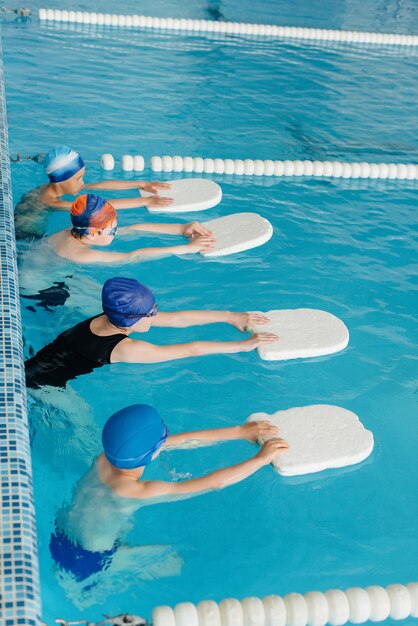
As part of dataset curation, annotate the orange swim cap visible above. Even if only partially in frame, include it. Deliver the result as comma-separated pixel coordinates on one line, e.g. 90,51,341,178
71,194,117,233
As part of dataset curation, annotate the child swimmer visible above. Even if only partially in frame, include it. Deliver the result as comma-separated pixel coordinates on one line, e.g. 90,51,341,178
25,277,278,389
49,193,214,263
14,145,173,240
50,403,288,582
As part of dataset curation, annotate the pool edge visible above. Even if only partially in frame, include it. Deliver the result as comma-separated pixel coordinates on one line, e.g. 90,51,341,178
0,28,42,626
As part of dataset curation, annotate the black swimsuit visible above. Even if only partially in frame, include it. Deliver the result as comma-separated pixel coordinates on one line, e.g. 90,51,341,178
25,316,127,389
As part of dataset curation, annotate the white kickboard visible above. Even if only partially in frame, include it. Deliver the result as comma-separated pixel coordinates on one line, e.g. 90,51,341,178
248,405,374,476
201,212,273,257
250,308,349,360
140,178,222,213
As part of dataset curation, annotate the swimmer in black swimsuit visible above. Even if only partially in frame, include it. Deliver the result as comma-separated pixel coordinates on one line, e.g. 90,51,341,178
14,144,173,240
25,276,277,389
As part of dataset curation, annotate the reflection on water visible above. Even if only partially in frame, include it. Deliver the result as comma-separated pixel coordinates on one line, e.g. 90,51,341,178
6,0,418,621
56,543,183,610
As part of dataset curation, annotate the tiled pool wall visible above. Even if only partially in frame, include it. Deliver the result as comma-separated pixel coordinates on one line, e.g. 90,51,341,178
0,31,42,626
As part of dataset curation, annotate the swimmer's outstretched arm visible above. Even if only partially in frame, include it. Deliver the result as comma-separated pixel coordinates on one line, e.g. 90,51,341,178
122,439,288,499
75,236,215,264
82,181,173,209
152,310,270,330
110,332,279,363
83,180,171,193
42,188,172,211
120,221,212,237
165,421,279,448
103,196,174,210
39,193,172,212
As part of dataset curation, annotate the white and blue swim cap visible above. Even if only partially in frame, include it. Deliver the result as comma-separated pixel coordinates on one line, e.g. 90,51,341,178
44,145,85,183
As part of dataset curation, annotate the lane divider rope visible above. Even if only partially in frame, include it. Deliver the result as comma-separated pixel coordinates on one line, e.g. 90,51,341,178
152,583,418,626
101,153,418,180
38,9,418,46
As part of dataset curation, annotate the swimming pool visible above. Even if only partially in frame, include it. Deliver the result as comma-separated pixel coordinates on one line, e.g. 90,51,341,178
3,0,418,623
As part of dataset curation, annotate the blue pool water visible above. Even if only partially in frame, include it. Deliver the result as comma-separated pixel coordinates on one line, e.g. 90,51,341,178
4,0,418,623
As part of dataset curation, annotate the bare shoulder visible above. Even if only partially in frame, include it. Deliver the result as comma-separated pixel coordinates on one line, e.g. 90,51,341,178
49,230,87,262
109,336,137,363
112,479,148,499
48,229,68,250
39,185,58,206
39,185,51,202
97,454,136,497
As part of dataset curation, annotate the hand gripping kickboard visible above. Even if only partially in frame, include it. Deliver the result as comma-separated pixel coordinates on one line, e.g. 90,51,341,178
247,405,374,476
140,178,222,213
200,212,273,257
249,308,349,360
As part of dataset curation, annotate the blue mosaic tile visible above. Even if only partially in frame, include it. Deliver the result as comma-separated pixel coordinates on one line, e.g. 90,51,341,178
0,29,42,626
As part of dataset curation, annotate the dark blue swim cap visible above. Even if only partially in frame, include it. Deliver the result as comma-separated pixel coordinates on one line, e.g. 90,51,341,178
102,277,156,328
102,404,168,469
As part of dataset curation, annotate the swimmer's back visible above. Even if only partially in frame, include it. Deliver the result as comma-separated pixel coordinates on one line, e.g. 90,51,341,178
57,458,140,552
25,316,127,388
14,186,51,240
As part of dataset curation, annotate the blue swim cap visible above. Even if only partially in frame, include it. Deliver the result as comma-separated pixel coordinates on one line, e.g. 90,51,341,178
44,145,85,183
102,404,168,469
102,277,156,328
